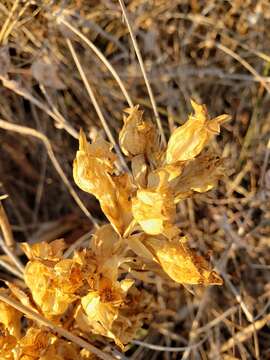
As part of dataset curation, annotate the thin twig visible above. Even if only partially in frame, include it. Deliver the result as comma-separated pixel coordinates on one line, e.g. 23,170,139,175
194,306,238,335
0,293,115,360
259,137,270,188
0,77,78,139
222,272,254,323
63,230,93,259
215,42,270,95
117,0,166,146
221,313,270,353
0,118,99,229
0,259,24,280
58,17,133,108
39,84,76,136
0,201,15,248
0,235,24,273
132,334,208,352
66,38,129,173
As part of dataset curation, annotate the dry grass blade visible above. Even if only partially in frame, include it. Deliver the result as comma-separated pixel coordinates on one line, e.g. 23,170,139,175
222,272,254,323
66,38,129,172
221,313,270,353
0,292,116,360
0,77,78,139
0,235,24,273
215,42,270,95
0,259,24,280
0,0,19,43
59,17,134,108
132,334,208,352
0,200,15,248
118,0,166,146
0,118,99,228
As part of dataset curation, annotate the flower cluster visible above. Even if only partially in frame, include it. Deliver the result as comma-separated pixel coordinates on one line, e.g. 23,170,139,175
0,100,230,356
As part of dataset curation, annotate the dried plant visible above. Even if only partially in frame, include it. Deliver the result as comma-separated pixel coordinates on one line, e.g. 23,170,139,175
1,1,269,359
0,99,230,358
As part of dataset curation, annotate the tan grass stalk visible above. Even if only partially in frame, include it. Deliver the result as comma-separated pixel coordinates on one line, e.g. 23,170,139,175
0,77,78,139
221,313,270,353
0,236,24,273
59,17,134,108
0,0,19,44
117,0,166,146
66,38,129,173
0,201,14,248
0,259,24,280
0,118,99,229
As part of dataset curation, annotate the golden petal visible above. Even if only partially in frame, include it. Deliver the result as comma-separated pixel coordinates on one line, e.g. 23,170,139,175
132,189,178,238
0,289,21,339
24,261,78,317
73,131,133,235
21,239,65,261
119,106,156,157
166,100,230,163
131,154,148,188
144,236,223,285
171,153,226,202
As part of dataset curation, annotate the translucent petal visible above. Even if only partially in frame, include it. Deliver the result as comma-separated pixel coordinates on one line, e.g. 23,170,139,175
21,239,65,261
166,100,230,163
132,189,178,238
119,106,156,157
145,236,223,285
24,261,79,317
0,290,21,339
73,131,133,235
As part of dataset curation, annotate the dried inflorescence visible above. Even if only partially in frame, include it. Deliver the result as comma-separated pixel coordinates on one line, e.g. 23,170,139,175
0,100,230,356
74,100,229,286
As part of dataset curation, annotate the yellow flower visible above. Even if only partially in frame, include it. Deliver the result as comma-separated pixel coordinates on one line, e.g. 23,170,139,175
21,239,65,261
73,131,134,235
0,327,16,360
24,251,83,317
119,106,158,157
0,289,21,339
166,100,230,163
77,277,134,348
144,236,223,285
132,188,178,238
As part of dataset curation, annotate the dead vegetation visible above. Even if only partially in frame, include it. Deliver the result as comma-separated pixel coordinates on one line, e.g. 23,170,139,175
0,0,270,359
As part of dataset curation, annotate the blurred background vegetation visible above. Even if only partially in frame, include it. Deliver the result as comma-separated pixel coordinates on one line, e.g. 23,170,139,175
0,1,270,358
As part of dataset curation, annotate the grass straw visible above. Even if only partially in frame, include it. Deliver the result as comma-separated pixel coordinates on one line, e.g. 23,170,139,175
0,118,99,228
66,38,129,173
0,235,24,273
117,0,166,146
0,201,15,248
0,259,24,280
58,17,134,108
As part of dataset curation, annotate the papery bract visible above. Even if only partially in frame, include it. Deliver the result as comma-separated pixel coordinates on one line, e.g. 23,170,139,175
73,131,133,235
166,100,230,163
144,236,223,285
